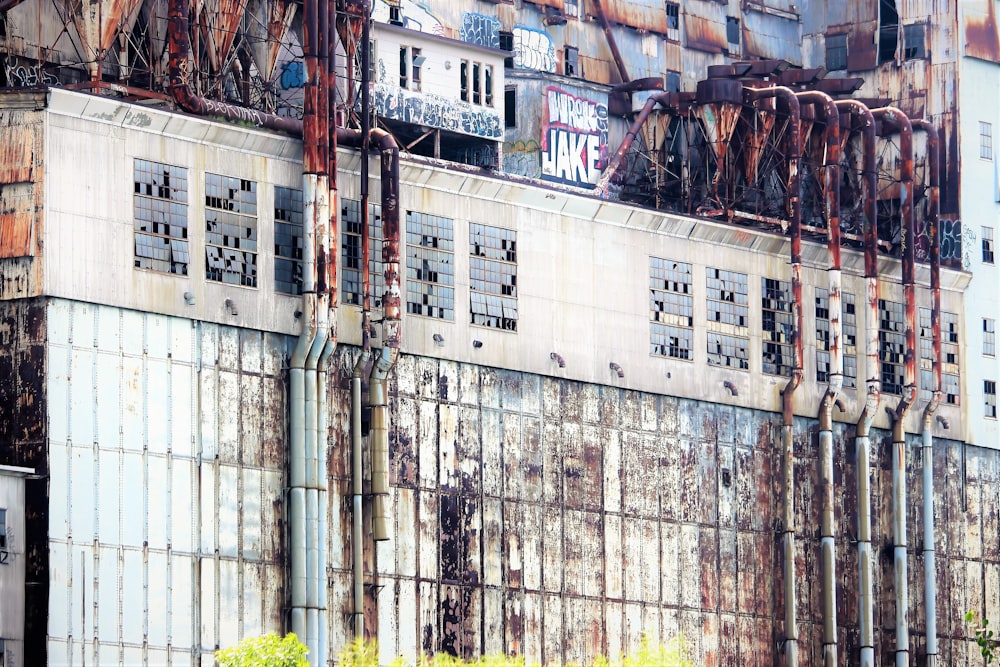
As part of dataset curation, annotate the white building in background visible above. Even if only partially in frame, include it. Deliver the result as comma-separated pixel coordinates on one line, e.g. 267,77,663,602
0,465,34,667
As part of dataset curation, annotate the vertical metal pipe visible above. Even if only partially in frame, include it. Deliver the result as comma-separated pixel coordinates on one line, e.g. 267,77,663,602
913,118,941,667
594,93,671,198
747,85,802,667
837,98,878,667
874,106,916,667
591,0,631,84
351,358,365,641
360,0,372,356
799,90,842,667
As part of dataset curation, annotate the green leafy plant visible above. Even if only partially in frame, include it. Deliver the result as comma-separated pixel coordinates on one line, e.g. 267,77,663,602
967,610,998,664
215,632,310,667
336,635,695,667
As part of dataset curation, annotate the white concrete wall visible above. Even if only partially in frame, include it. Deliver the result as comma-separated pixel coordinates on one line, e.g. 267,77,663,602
959,53,1000,448
45,298,287,666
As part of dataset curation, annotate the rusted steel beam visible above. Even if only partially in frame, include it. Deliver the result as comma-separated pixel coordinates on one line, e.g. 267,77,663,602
591,0,630,84
65,80,172,101
746,84,802,667
799,89,841,667
776,67,827,86
593,93,672,198
611,77,664,94
872,106,915,667
913,118,941,667
167,0,302,134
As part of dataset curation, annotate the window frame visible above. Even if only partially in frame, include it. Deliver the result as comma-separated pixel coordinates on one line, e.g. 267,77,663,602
981,121,993,160
983,226,995,264
133,158,190,276
826,33,848,71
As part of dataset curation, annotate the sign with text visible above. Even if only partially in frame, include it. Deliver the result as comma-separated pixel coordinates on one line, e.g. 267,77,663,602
540,87,608,187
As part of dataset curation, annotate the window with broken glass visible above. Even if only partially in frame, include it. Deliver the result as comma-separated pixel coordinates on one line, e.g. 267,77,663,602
470,223,517,331
274,186,303,295
815,288,857,388
707,268,749,369
134,159,189,275
983,226,995,263
341,198,384,307
918,308,961,403
903,23,925,59
665,2,680,41
985,318,996,357
650,257,693,360
879,299,906,395
986,380,997,419
406,211,454,319
205,174,257,287
826,34,847,71
761,278,793,377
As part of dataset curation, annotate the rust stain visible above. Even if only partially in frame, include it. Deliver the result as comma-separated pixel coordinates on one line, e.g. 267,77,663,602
685,14,728,54
965,0,1000,63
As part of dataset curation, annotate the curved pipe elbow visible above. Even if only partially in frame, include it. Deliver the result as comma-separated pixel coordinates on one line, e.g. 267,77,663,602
921,391,942,431
817,375,844,430
782,370,803,426
856,384,881,437
291,296,319,370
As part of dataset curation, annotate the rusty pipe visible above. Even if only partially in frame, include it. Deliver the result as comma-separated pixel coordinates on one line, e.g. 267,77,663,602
594,92,672,198
748,85,802,667
913,118,941,667
591,0,630,84
167,0,302,134
800,90,841,667
837,98,878,667
874,106,916,667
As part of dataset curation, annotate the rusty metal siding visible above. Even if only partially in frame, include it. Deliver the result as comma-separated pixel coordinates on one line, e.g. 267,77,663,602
44,300,286,665
594,0,668,35
684,13,729,55
741,11,803,65
963,0,1000,63
0,109,42,260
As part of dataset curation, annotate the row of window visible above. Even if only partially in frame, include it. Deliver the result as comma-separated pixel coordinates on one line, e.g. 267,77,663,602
649,257,958,400
134,159,963,402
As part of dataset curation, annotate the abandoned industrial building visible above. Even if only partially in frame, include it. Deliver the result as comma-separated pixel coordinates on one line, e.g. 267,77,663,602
2,0,1000,665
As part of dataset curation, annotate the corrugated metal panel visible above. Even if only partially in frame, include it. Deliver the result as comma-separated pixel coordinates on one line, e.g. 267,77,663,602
684,14,728,54
0,111,41,260
598,0,667,34
742,11,803,65
964,0,1000,63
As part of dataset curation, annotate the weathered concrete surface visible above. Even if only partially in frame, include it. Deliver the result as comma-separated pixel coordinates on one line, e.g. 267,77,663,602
327,348,998,666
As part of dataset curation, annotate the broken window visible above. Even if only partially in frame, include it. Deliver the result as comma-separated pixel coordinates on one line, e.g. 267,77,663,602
650,257,693,360
505,87,516,128
341,198,384,307
815,288,857,388
981,122,993,160
985,318,995,357
919,307,933,401
274,186,303,295
0,508,6,550
983,226,995,263
761,278,793,377
726,17,740,53
406,211,454,320
470,223,517,331
399,46,421,91
564,45,579,76
706,268,749,369
133,159,189,275
879,298,905,395
903,23,924,59
665,2,680,41
942,312,960,404
878,0,899,64
665,70,681,93
986,380,997,418
826,34,848,71
499,31,514,68
564,0,578,18
205,173,257,287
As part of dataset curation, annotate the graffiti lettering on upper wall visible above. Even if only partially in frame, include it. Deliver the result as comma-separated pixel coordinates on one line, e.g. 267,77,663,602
513,27,555,73
461,12,500,49
4,55,58,87
373,0,444,35
504,139,543,179
280,61,305,89
375,83,503,140
541,87,608,187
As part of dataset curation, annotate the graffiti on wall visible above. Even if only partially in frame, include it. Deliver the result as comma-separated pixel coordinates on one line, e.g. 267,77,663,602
375,82,503,140
541,87,608,187
373,0,444,35
917,217,967,268
503,139,543,179
513,27,555,72
461,12,500,49
4,55,58,87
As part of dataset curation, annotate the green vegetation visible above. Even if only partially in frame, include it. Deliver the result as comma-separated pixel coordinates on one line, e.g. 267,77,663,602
335,635,696,667
967,610,999,664
215,632,310,667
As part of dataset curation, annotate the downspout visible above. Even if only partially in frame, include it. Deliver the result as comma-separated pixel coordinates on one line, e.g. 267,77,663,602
913,118,941,667
350,354,366,640
799,90,842,667
167,0,302,134
747,85,802,667
874,107,917,667
837,98,878,667
591,0,630,84
368,127,401,543
594,92,671,198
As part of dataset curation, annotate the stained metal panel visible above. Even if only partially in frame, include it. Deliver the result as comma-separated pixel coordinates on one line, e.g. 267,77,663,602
964,0,1000,63
218,558,240,646
684,14,728,54
218,464,240,558
172,458,194,553
742,11,803,65
148,455,168,550
599,0,667,34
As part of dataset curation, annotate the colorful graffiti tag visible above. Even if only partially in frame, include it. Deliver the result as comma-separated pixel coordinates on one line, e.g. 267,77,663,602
372,0,443,35
375,83,503,140
541,87,609,187
513,27,555,72
461,12,500,49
